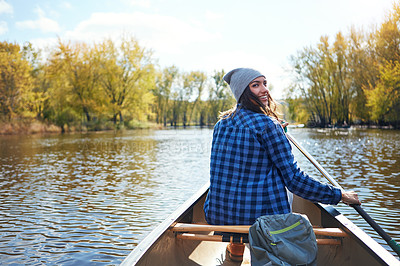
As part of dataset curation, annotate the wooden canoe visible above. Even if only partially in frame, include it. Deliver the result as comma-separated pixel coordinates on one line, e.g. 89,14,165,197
121,183,399,265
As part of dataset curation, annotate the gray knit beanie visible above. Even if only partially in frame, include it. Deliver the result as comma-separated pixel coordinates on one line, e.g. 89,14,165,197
223,68,265,102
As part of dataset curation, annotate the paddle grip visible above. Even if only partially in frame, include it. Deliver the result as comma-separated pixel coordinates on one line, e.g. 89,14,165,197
281,121,287,133
389,240,400,258
351,204,400,257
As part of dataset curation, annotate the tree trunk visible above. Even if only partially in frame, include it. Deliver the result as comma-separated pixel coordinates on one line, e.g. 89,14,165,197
183,113,187,128
83,106,91,122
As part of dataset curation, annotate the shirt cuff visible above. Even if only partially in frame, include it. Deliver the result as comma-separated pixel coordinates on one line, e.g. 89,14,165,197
333,187,342,205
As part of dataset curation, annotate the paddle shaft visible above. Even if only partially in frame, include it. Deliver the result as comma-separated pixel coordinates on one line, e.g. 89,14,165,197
286,132,400,257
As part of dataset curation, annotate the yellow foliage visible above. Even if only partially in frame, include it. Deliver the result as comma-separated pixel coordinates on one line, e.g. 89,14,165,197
365,60,400,122
0,41,34,120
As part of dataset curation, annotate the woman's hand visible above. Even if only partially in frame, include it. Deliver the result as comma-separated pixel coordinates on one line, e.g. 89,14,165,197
279,120,289,132
341,190,361,205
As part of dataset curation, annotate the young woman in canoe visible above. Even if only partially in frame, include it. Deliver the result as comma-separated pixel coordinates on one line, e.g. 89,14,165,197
203,68,360,262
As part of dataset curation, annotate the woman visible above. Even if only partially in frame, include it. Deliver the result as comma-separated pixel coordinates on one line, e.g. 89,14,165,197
203,68,360,261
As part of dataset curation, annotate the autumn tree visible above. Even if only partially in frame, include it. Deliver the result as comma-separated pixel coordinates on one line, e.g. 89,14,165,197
98,37,156,126
287,2,400,128
289,33,361,127
289,40,333,126
21,43,49,120
47,40,102,125
0,41,33,120
153,66,179,126
207,69,234,124
169,73,186,127
347,27,378,123
331,32,352,125
182,71,207,126
365,61,400,126
363,2,400,127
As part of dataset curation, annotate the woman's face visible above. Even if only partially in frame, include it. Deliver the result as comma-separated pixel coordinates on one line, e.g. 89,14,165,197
248,76,269,106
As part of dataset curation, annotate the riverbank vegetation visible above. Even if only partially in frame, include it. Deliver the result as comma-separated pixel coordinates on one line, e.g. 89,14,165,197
1,3,400,134
0,36,235,134
286,2,400,128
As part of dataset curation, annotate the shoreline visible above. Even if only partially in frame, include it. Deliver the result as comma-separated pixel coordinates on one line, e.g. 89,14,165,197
0,121,61,135
1,120,398,136
0,120,164,135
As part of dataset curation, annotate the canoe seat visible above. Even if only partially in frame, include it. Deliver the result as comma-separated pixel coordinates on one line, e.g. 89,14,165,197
170,223,347,246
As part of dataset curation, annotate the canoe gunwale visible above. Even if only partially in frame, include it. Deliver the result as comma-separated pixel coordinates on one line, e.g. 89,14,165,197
314,203,399,265
120,183,209,266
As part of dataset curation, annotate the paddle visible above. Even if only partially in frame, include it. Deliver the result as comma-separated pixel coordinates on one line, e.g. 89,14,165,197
285,132,400,257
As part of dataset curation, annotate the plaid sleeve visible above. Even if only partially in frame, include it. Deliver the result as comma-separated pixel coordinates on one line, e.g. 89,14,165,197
261,120,342,205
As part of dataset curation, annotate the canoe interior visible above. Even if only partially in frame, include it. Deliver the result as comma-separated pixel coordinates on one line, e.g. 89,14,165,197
121,184,399,266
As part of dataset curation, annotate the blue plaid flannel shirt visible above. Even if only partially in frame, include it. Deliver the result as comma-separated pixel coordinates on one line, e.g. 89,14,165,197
204,106,341,225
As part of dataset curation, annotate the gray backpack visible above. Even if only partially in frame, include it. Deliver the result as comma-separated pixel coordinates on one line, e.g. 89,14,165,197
249,213,317,266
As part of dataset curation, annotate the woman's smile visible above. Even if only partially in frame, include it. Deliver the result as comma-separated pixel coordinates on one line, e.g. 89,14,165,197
249,76,269,105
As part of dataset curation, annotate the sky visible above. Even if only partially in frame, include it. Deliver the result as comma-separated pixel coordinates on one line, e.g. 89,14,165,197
0,0,396,98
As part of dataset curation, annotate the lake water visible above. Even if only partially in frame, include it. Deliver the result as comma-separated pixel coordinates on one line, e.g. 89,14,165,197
0,127,399,265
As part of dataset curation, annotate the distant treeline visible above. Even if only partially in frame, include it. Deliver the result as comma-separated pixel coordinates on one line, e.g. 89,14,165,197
286,2,400,128
2,3,400,133
0,36,235,133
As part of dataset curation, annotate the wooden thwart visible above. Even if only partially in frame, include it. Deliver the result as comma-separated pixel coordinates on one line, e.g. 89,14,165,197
175,233,342,246
171,223,348,238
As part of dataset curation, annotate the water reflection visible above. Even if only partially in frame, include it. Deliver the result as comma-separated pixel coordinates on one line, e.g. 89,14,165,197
0,129,212,265
0,128,399,264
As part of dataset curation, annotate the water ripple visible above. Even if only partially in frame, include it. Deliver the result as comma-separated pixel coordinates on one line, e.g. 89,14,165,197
0,128,399,263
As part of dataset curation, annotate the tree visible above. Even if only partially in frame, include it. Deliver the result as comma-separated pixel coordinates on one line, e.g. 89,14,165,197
331,32,352,125
44,56,79,133
48,40,102,124
365,60,400,127
364,2,400,127
21,43,49,120
98,36,156,125
290,41,333,126
373,6,400,64
289,33,355,127
347,27,378,123
283,84,310,124
0,41,33,120
207,69,234,124
169,73,186,127
182,71,207,126
153,66,179,126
